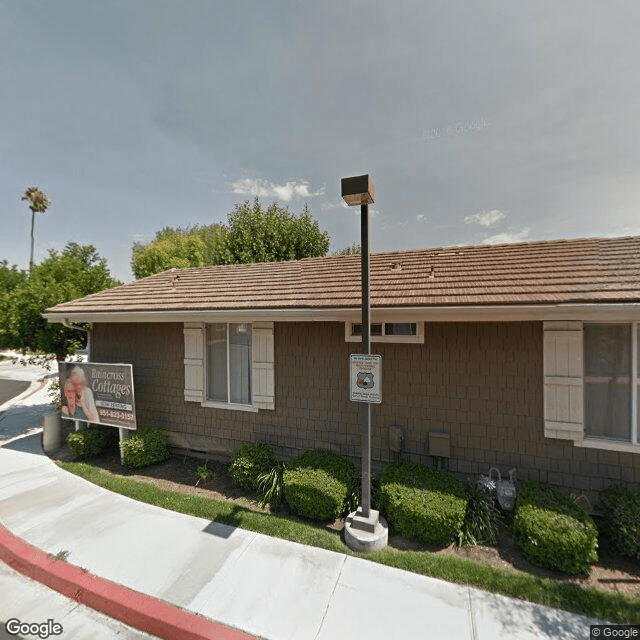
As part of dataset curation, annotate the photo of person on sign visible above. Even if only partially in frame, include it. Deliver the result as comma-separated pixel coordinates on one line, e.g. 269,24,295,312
60,366,98,422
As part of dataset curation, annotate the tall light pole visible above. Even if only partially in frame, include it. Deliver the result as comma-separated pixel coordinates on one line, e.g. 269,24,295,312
341,174,388,552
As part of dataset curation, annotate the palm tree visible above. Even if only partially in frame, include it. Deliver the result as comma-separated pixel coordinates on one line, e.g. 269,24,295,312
21,187,51,270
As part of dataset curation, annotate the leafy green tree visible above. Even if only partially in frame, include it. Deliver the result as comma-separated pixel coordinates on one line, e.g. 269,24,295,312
222,200,329,264
132,227,206,279
0,260,27,293
130,200,329,278
195,223,230,265
0,243,121,359
333,243,361,255
131,224,230,279
21,186,51,270
0,261,27,351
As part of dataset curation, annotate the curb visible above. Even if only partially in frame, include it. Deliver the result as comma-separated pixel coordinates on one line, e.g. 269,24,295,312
0,525,257,640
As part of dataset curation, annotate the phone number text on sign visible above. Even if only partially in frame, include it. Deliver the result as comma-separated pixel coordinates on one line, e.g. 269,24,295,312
98,409,136,424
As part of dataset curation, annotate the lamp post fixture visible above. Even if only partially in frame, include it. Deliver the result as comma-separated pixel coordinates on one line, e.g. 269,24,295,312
341,174,388,552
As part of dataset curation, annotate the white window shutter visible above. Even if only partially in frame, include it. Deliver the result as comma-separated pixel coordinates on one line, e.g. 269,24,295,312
184,322,205,403
252,322,275,410
543,321,583,442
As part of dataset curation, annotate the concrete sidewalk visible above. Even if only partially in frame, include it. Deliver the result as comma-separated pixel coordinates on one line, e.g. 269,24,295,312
0,353,57,450
0,559,161,640
0,368,604,640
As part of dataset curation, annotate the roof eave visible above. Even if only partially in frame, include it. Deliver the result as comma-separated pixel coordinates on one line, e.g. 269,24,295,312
43,302,640,324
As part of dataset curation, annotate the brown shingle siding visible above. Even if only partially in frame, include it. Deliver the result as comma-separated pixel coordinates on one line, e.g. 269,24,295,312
91,319,640,505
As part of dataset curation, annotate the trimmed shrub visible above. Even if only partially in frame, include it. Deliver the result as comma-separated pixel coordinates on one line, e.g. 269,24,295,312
120,426,170,469
378,460,468,546
229,441,277,491
66,424,117,459
283,449,358,521
511,482,598,575
598,487,640,560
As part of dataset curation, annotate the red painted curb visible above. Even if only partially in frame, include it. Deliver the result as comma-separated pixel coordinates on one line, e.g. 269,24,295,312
0,525,257,640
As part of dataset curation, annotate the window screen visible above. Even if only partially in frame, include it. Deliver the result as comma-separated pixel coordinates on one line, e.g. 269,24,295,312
207,323,252,404
584,324,631,441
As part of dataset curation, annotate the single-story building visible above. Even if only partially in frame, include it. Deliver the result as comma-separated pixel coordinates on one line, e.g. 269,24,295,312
45,236,640,504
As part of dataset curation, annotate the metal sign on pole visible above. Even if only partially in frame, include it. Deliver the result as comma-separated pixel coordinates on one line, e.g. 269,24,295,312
349,354,382,403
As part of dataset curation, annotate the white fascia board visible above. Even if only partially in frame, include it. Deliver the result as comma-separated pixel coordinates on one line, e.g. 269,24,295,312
44,308,359,324
43,303,640,325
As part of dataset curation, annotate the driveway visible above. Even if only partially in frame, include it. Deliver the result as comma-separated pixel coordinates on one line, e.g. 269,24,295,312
0,379,29,406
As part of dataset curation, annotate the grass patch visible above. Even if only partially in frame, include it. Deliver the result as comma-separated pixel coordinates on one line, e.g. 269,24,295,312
57,461,640,624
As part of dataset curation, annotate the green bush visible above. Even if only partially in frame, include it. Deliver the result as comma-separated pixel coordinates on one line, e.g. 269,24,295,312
66,424,117,459
283,449,358,521
459,483,502,547
598,487,640,560
511,482,598,575
120,427,170,469
378,460,468,546
229,441,277,491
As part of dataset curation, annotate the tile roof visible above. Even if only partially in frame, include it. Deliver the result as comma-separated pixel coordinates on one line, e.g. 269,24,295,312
46,236,640,316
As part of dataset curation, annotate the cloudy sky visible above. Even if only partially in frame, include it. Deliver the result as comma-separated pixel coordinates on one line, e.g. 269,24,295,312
2,1,639,282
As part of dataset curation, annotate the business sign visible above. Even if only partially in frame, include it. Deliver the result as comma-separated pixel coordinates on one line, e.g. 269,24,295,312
58,362,137,430
349,354,382,404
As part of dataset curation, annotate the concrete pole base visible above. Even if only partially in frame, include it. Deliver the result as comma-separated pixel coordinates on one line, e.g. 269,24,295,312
41,414,62,453
344,508,388,552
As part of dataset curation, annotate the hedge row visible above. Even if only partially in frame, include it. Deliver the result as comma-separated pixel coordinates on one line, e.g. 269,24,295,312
598,486,640,560
283,449,359,521
66,424,117,459
512,482,598,575
68,425,639,575
67,425,170,469
229,443,358,521
120,427,170,468
378,460,468,546
229,441,277,491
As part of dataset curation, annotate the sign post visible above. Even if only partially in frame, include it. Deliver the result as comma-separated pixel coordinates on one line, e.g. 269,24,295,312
341,174,388,552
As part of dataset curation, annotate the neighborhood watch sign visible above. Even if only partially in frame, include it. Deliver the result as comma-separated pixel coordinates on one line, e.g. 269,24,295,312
58,362,137,430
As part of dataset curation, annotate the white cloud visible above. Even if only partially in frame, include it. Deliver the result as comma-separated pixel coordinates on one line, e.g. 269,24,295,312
601,223,640,238
319,199,349,211
481,228,531,245
464,209,506,227
227,177,324,202
416,214,428,223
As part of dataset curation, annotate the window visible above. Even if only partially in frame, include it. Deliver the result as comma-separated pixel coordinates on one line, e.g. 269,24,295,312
207,323,252,405
346,322,424,343
543,320,639,451
183,321,274,411
584,324,631,441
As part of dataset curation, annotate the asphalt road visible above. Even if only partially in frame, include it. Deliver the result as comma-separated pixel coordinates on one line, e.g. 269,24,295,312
0,557,160,639
0,379,30,406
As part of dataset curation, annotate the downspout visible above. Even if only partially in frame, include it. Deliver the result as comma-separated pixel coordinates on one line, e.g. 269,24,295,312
60,318,93,433
61,318,92,361
61,319,126,461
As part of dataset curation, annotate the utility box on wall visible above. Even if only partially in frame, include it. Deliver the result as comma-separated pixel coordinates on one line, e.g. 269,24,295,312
429,431,450,458
388,425,403,453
